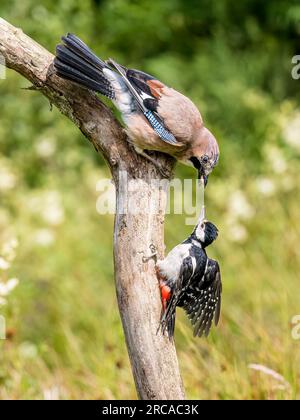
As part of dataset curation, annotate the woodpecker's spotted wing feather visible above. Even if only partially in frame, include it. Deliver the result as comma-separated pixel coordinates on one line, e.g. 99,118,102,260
183,259,222,337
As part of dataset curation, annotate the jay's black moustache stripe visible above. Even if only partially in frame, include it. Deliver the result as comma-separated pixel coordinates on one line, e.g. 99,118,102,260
189,156,202,170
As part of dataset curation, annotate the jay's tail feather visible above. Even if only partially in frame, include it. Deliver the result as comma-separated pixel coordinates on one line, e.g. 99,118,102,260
54,34,115,99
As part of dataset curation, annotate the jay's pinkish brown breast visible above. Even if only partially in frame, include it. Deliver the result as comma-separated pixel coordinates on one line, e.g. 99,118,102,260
125,87,202,156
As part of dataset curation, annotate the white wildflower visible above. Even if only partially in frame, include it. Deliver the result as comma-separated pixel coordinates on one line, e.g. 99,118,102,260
228,223,248,243
6,238,18,250
266,146,287,174
282,112,300,151
42,192,64,226
256,178,275,197
0,257,10,271
34,229,55,247
0,278,19,296
1,237,18,262
228,190,255,221
0,238,19,305
28,191,65,226
35,137,56,158
0,168,17,191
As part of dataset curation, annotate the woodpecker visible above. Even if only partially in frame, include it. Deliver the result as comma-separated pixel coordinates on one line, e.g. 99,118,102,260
54,34,219,184
156,208,222,338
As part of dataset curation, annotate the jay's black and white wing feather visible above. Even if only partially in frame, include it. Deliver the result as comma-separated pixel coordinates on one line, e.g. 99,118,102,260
107,59,178,144
54,34,178,145
54,33,115,99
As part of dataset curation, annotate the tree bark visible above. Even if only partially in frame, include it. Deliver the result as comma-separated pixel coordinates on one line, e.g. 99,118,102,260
0,18,185,399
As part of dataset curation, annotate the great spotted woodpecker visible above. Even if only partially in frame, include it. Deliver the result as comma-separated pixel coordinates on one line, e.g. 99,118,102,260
54,34,219,184
156,208,222,338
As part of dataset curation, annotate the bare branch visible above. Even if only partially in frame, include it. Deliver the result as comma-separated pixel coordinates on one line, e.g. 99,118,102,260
0,18,184,400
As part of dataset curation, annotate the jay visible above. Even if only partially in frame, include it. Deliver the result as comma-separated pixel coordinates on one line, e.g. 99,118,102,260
54,34,219,184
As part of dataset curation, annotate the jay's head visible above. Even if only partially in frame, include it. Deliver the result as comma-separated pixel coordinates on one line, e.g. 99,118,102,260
188,127,219,187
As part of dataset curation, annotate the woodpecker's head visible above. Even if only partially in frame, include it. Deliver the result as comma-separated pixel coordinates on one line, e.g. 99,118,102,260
193,207,219,247
188,127,219,187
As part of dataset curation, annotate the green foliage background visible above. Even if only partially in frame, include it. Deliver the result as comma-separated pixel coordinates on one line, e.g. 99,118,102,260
0,0,300,399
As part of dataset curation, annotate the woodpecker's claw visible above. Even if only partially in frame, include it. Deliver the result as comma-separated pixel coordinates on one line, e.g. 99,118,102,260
142,244,158,263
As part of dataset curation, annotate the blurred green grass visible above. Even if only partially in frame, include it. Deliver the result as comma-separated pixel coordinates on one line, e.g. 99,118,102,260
0,0,300,400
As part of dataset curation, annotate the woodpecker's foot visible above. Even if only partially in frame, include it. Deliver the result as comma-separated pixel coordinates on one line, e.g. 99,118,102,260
142,244,158,263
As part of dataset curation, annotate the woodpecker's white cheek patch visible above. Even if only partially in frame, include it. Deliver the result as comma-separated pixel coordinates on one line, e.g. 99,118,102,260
195,225,205,242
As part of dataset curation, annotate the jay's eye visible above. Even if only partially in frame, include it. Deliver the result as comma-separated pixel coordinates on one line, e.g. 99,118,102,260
201,155,209,164
201,223,205,229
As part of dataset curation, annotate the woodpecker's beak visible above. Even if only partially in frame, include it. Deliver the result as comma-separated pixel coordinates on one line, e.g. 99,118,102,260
199,205,206,221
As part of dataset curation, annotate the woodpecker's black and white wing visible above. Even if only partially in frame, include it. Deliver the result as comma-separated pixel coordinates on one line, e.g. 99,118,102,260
183,259,222,337
160,255,194,338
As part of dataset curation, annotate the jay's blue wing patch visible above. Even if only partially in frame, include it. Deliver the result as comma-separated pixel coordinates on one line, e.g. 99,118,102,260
107,61,179,145
144,111,177,145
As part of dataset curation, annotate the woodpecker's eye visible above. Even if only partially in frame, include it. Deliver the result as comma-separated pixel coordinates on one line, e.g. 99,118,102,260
201,223,205,229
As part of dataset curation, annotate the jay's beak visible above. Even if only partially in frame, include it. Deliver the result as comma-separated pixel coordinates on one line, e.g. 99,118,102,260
198,170,208,188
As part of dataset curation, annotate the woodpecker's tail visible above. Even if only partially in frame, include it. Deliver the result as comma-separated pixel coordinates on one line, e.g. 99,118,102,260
54,33,115,99
160,310,176,339
160,296,177,339
158,281,176,339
